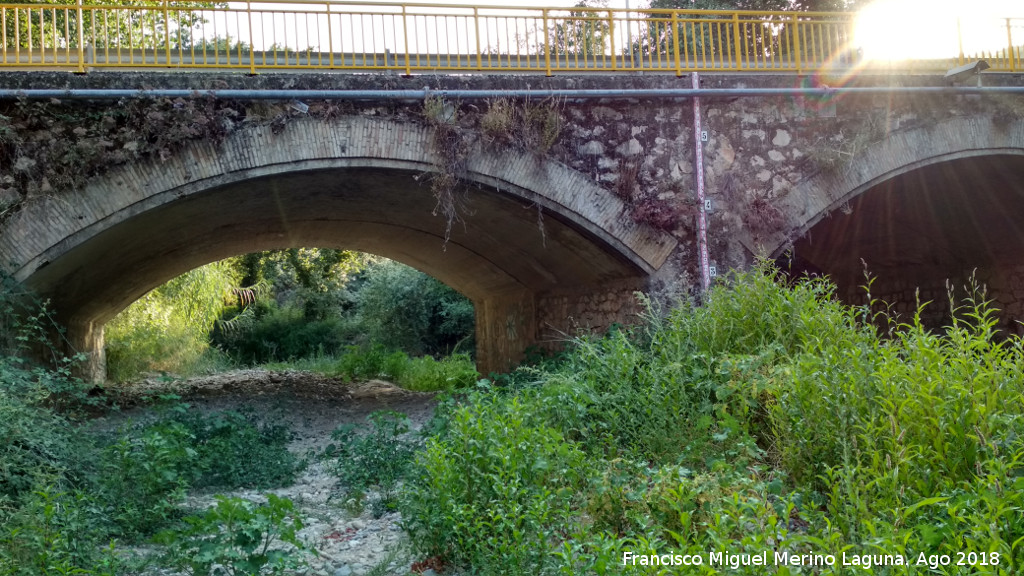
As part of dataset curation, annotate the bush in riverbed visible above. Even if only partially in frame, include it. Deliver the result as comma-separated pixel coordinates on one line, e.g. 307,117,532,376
169,405,302,490
156,494,308,576
401,264,1024,574
324,410,421,516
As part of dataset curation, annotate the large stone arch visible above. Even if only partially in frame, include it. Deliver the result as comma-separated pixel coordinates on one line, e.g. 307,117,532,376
0,116,677,379
755,115,1024,330
747,115,1024,258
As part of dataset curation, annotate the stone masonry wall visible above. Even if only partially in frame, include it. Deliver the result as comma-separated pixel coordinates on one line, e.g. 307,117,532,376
535,279,646,350
4,71,1024,375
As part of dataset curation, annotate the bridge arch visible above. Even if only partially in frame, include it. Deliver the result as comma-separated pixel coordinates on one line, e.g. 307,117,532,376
762,115,1024,328
0,116,676,379
750,115,1024,258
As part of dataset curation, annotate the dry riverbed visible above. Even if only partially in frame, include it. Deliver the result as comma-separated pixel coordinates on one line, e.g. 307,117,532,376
94,369,443,576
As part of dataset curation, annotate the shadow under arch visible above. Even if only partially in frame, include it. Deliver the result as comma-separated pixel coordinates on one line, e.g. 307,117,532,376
779,136,1024,332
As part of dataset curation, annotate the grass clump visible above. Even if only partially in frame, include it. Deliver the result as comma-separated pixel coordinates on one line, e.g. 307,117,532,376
268,344,478,392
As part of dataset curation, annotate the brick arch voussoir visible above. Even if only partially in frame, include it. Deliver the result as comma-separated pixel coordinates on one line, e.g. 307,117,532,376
1,115,675,283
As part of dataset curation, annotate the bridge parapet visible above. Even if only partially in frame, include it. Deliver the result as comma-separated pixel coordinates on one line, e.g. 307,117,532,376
1,2,1020,74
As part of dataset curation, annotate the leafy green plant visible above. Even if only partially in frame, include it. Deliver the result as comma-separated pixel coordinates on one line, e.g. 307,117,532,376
97,420,195,538
0,487,120,576
165,406,301,490
325,411,421,516
399,264,1024,575
0,386,93,505
157,494,307,576
401,397,587,575
0,274,102,412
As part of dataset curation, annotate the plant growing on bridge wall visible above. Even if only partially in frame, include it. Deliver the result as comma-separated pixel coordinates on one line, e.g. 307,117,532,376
479,97,563,154
423,96,565,243
423,95,471,244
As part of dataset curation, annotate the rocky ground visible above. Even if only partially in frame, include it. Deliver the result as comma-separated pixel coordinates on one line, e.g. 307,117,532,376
95,370,443,576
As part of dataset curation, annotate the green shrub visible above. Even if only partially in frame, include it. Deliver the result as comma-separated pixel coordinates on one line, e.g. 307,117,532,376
356,260,474,357
401,396,587,575
214,303,359,365
324,411,421,516
0,385,95,506
157,494,307,576
0,487,121,576
97,420,195,538
332,344,405,381
398,353,478,391
164,405,301,490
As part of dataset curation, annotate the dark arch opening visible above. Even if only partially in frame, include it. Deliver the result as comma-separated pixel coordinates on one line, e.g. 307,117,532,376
784,154,1024,333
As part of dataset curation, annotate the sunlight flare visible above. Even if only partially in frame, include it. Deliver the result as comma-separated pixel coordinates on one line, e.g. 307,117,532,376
855,0,1022,62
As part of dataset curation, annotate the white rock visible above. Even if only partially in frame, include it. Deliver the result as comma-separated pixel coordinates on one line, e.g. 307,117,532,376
616,138,643,157
772,129,792,146
578,141,605,155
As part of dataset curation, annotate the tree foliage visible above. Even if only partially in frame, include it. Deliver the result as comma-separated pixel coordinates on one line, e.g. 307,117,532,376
649,0,867,11
105,259,239,381
2,0,222,51
356,260,475,357
548,0,610,58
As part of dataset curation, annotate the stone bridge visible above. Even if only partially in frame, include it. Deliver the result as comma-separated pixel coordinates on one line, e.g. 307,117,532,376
1,71,1023,380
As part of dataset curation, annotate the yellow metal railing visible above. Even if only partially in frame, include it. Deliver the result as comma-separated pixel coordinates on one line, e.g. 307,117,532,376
0,1,1019,74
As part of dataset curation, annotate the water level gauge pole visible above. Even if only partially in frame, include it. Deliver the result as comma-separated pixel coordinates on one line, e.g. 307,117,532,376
691,72,711,294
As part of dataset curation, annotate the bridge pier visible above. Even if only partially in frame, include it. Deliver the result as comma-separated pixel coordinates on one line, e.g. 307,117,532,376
474,290,537,376
66,320,106,384
474,280,647,376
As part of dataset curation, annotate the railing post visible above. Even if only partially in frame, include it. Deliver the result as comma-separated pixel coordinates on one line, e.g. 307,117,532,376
402,5,411,75
327,3,334,68
791,13,802,73
246,1,256,73
542,8,552,76
76,0,85,72
162,0,171,67
1007,18,1016,72
731,12,742,71
608,10,616,71
957,17,964,66
671,11,681,76
474,7,482,70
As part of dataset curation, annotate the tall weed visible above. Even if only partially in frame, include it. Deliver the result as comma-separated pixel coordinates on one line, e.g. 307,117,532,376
402,396,587,575
402,265,1024,574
